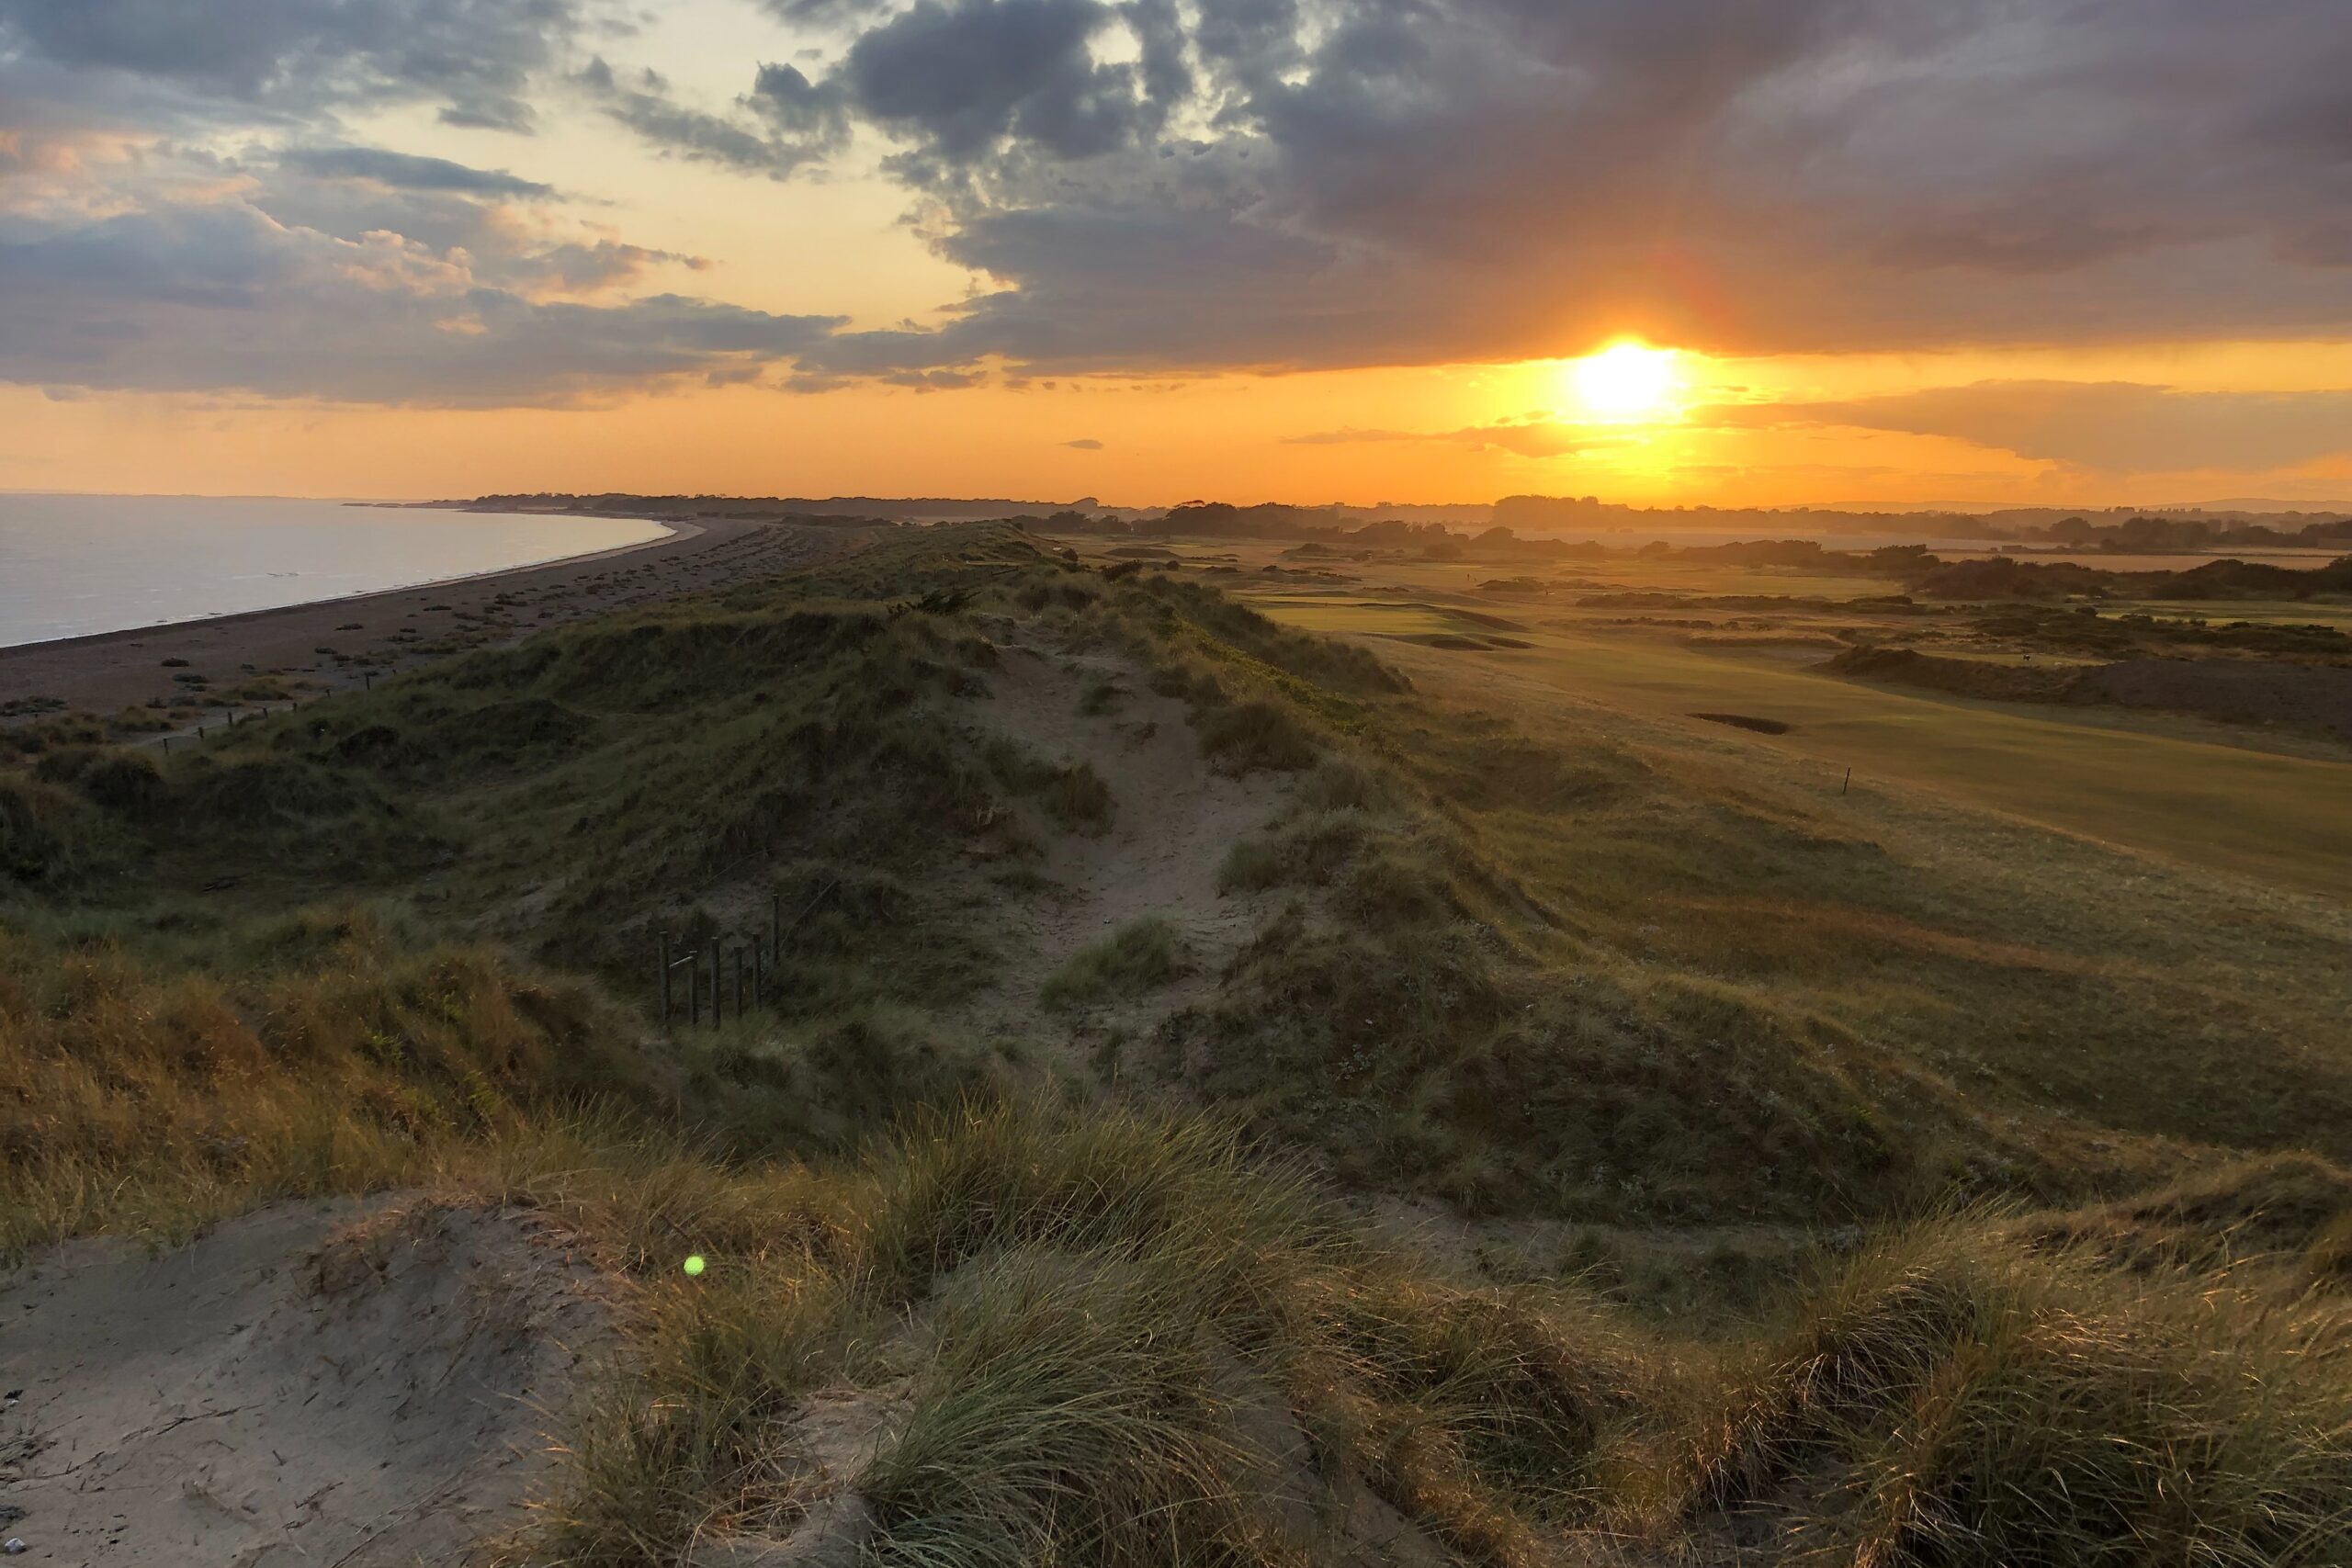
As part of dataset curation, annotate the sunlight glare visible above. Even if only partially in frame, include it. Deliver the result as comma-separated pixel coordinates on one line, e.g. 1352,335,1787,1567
1569,341,1679,422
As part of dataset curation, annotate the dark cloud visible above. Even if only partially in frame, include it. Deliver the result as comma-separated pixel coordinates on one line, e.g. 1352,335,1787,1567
524,239,708,294
749,0,2352,378
1286,417,1598,460
1061,436,1102,449
574,56,846,178
12,0,2352,407
0,202,841,403
842,0,1169,166
0,0,590,131
879,367,985,388
0,0,839,404
758,0,905,28
1703,381,2352,473
277,146,554,198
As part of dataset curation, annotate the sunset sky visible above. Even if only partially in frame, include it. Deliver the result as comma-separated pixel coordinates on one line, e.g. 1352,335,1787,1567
3,0,2348,509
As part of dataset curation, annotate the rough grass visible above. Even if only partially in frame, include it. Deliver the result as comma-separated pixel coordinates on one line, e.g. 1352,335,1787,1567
1039,916,1189,1010
0,906,642,1255
1037,759,1114,830
1682,1213,2352,1568
537,1101,1668,1567
1197,697,1321,773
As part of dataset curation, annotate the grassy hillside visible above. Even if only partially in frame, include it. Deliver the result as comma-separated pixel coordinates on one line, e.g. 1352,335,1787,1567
7,522,2352,1565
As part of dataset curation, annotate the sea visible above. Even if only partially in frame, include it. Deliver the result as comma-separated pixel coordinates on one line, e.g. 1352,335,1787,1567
0,493,668,649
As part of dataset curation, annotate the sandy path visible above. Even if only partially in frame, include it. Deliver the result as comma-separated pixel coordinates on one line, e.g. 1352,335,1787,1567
0,518,872,717
958,638,1290,1066
0,1200,612,1566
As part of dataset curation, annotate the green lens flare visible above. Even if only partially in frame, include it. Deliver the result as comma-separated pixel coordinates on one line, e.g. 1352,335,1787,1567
683,1254,706,1277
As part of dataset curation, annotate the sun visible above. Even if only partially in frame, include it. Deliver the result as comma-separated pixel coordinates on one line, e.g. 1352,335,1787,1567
1568,340,1679,422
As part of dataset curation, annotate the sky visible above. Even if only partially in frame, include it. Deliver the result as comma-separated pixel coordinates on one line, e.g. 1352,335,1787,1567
2,0,2349,510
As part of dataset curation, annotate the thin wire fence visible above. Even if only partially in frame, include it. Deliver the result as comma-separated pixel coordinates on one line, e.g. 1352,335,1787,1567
655,881,837,1031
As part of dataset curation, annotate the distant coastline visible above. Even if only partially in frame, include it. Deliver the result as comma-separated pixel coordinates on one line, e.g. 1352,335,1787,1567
0,516,865,718
0,495,680,653
422,489,2352,556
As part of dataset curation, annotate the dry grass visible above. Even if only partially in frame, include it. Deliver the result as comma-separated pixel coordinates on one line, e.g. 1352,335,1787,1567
1683,1213,2352,1567
1038,916,1189,1010
533,1100,1672,1567
0,906,643,1255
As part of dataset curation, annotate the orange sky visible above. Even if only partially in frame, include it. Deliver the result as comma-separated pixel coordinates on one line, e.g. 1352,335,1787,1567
5,0,2349,510
11,338,2348,511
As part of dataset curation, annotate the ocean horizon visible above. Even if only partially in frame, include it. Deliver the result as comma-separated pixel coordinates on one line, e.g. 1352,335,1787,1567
0,493,667,649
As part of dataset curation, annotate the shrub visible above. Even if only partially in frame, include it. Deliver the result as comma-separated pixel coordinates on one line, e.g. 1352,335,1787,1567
1039,761,1114,830
1197,700,1317,773
33,745,165,813
1040,918,1188,1010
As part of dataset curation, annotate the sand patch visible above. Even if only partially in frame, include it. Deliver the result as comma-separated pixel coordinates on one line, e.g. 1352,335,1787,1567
0,1198,611,1565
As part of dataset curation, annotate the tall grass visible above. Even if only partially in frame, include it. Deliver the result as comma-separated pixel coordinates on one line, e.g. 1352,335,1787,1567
1038,916,1189,1010
538,1101,1670,1566
0,907,646,1253
1684,1214,2352,1566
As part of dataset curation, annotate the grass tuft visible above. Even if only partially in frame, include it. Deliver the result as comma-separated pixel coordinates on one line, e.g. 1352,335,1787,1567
1039,917,1190,1010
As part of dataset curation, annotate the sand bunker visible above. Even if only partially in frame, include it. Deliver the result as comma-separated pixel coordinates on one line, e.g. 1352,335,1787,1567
1690,711,1793,735
0,1199,610,1565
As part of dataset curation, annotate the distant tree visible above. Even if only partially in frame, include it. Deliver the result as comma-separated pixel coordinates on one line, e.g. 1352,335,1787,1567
2049,515,2098,545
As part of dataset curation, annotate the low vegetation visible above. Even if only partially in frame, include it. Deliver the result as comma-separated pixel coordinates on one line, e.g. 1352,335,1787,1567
1039,915,1188,1010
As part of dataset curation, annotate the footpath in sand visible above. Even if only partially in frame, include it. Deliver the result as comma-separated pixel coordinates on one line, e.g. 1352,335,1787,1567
954,630,1294,1068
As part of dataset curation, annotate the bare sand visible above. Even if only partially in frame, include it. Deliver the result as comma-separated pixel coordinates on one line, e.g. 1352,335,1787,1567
0,1198,615,1566
0,517,872,717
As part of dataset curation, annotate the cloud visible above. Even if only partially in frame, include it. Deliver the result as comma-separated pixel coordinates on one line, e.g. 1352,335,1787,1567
277,147,555,199
841,0,1172,167
1061,436,1102,449
710,0,2352,378
0,1,843,403
0,0,595,131
0,201,842,403
1286,416,1596,460
12,0,2352,406
1703,381,2352,473
879,367,984,388
523,239,708,294
573,56,848,178
1283,428,1420,446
